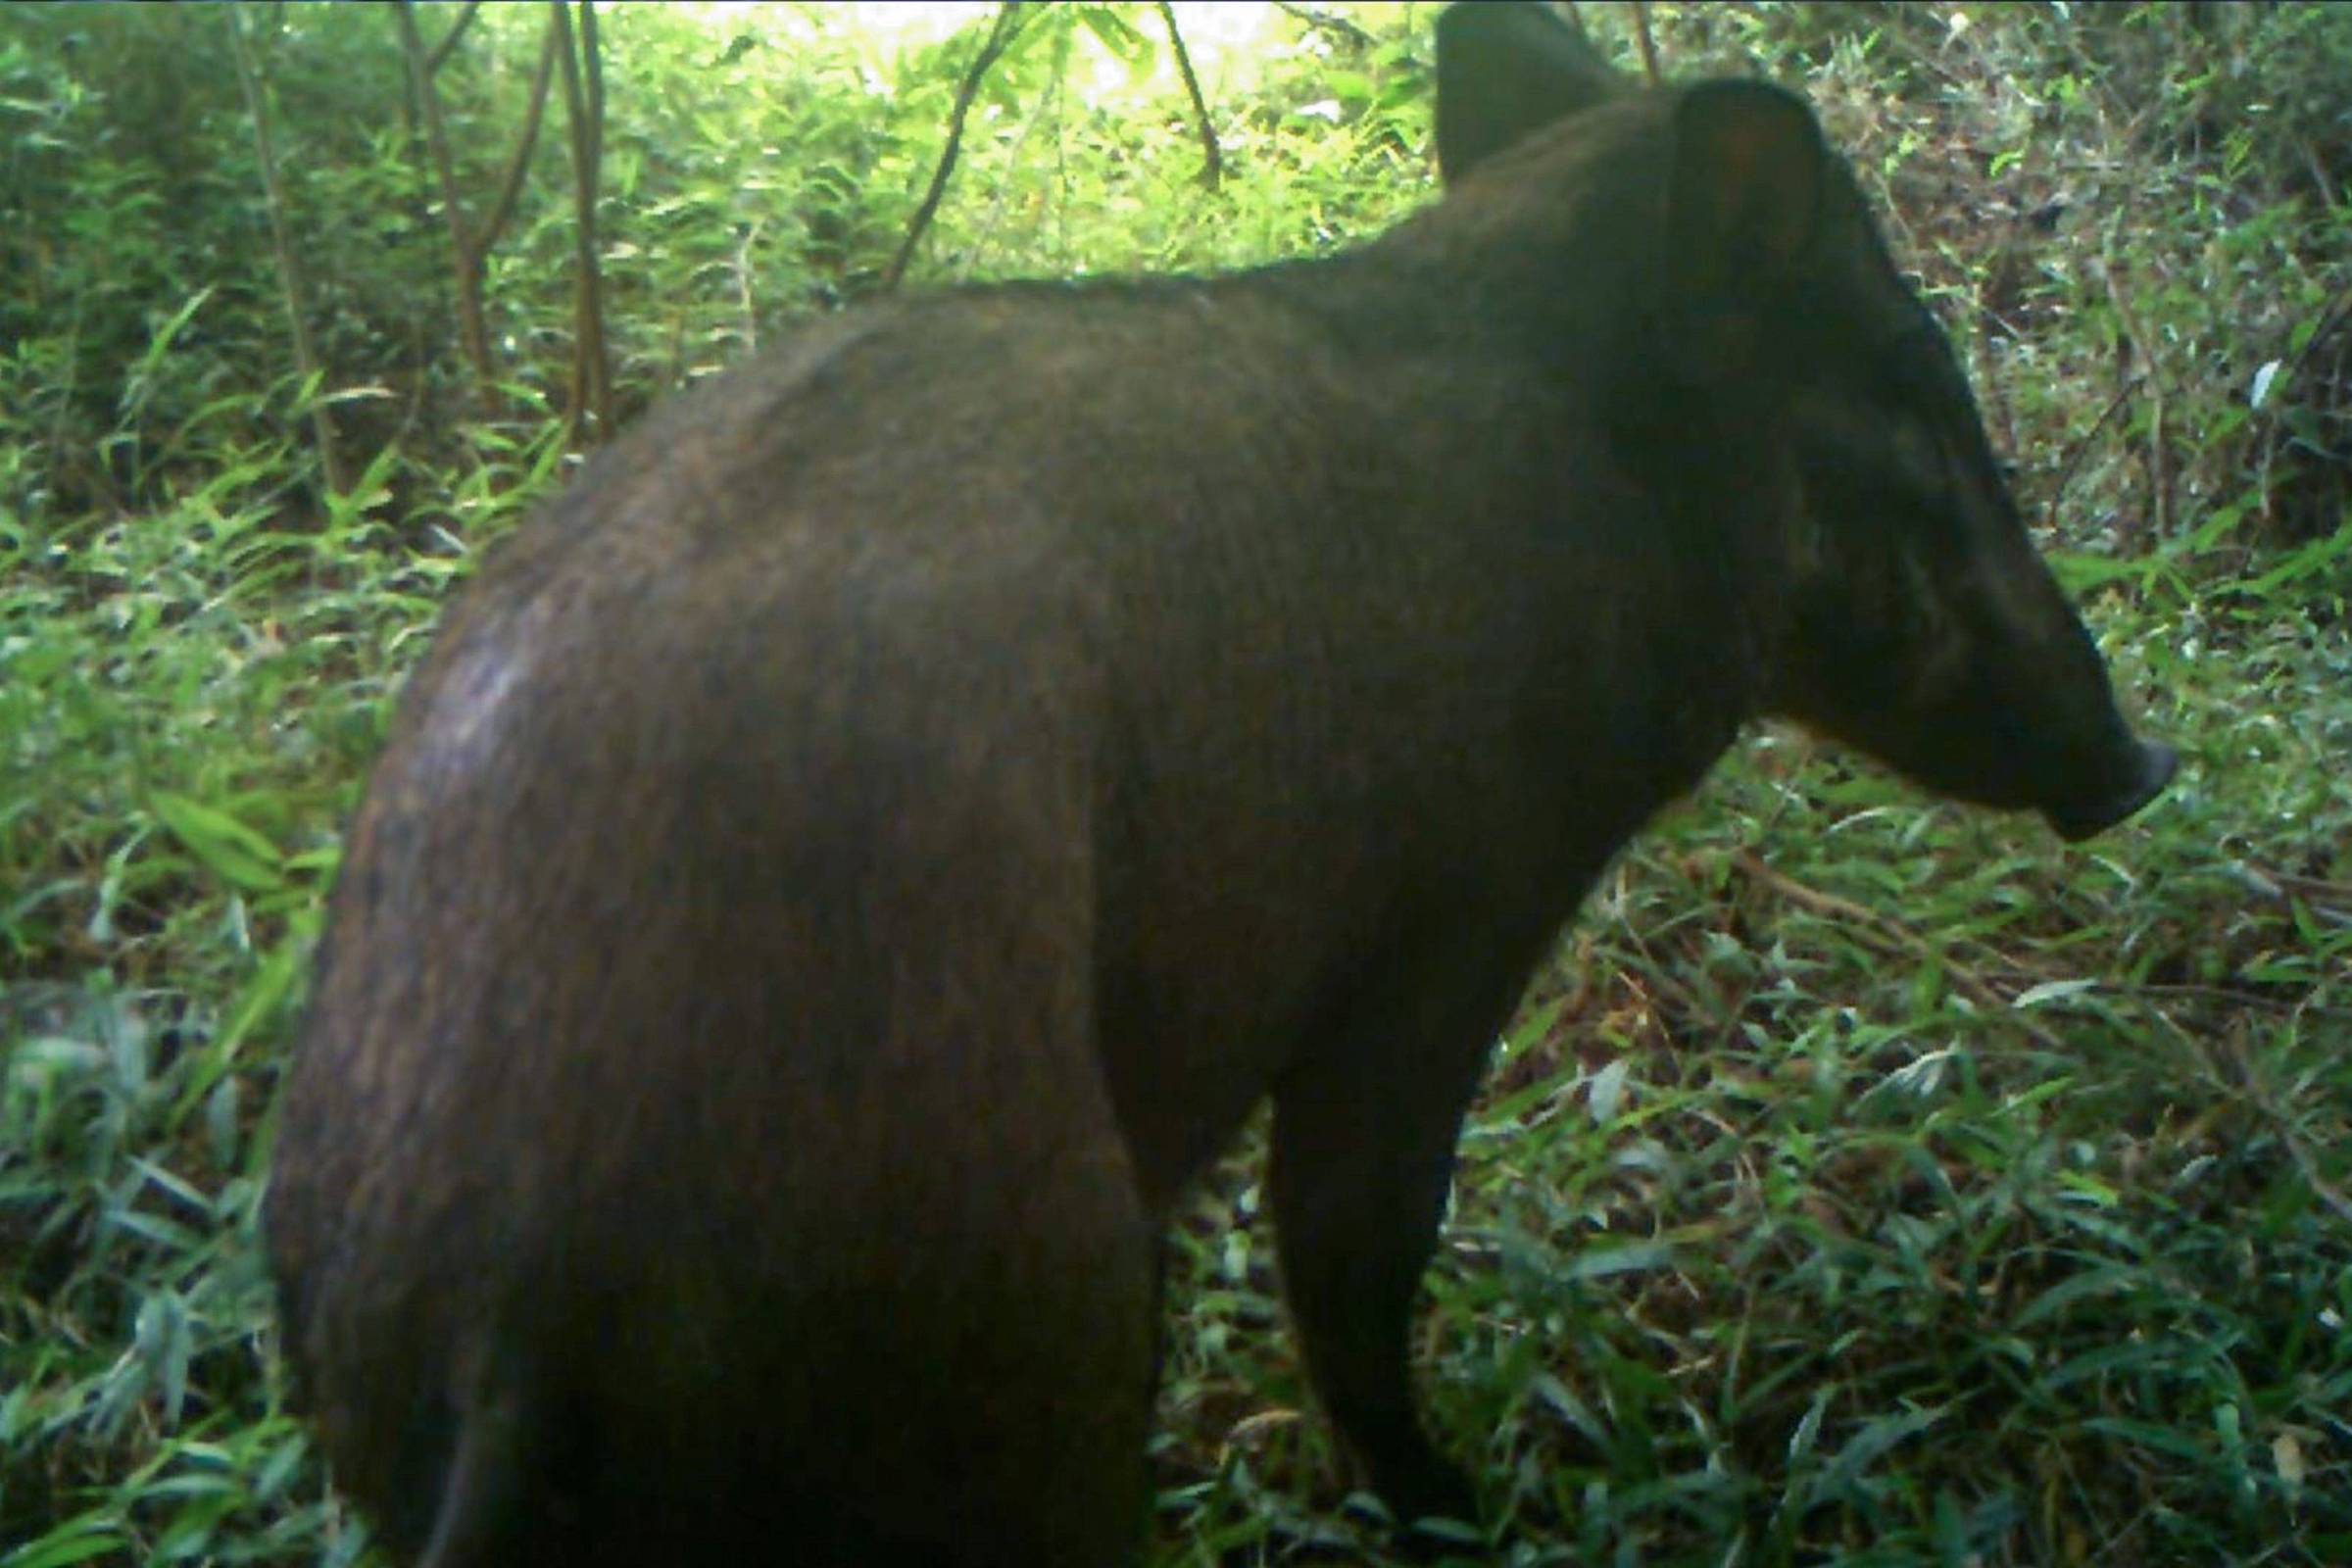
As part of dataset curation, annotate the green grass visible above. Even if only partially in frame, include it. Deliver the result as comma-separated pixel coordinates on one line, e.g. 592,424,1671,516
4,3,2349,1565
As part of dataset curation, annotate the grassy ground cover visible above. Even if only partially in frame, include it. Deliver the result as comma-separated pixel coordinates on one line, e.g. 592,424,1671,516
3,4,2346,1563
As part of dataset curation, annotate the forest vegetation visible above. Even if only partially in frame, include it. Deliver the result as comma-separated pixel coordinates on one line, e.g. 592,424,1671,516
1,2,2348,1563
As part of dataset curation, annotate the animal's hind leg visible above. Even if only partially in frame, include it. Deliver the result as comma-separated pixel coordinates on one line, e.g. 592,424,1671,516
939,1167,1161,1567
1268,930,1527,1532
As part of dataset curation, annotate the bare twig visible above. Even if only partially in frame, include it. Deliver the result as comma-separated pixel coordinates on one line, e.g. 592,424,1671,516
1271,1,1375,51
226,5,347,497
2292,135,2338,209
2273,1118,2352,1226
582,0,604,190
397,0,558,417
582,0,610,427
2268,868,2352,902
2222,859,2352,929
2043,373,2142,519
1156,1,1221,188
481,21,560,257
423,0,484,75
2102,261,2173,543
1727,852,2072,1053
550,0,612,444
1875,21,1972,94
2136,983,2352,1018
884,3,1030,294
1976,311,2020,460
2156,1013,2352,1230
2247,274,2352,529
749,223,778,350
2281,277,2352,382
1629,2,1662,86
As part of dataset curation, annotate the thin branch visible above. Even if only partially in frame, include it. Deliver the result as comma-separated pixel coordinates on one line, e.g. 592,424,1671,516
883,2,1029,294
1727,852,2072,1054
423,0,485,76
398,0,496,412
1972,281,2022,459
481,19,560,251
582,0,604,195
399,0,562,423
2222,859,2352,927
1156,1,1220,188
1628,1,1662,86
2245,274,2352,532
226,4,347,497
2043,372,2141,520
2158,1012,2352,1230
2271,1114,2352,1227
1271,1,1374,51
583,0,609,421
2295,135,2338,210
550,0,612,444
2135,983,2352,1018
2280,275,2352,382
2103,260,2173,543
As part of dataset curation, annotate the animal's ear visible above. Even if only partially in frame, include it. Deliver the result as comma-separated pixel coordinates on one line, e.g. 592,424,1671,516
1435,1,1624,185
1664,80,1826,303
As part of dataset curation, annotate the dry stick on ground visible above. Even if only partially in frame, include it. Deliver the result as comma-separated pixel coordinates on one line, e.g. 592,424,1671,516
225,6,348,499
1727,851,2073,1053
550,0,612,444
883,3,1030,294
1157,1,1221,189
2269,1118,2352,1227
2152,1008,2352,1228
1611,921,1730,1043
2140,982,2352,1018
1728,849,2352,1061
396,0,558,419
1743,844,2350,1019
2265,867,2352,904
2226,861,2352,935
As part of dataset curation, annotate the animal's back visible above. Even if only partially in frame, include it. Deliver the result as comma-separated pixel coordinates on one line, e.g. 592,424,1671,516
271,229,1668,1566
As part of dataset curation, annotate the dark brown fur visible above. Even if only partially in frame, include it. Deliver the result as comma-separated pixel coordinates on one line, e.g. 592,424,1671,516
267,6,2170,1563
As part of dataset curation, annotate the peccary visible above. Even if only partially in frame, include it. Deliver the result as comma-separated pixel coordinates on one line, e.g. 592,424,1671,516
266,4,2175,1562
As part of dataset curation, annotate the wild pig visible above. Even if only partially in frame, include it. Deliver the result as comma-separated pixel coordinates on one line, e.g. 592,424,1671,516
266,3,2174,1563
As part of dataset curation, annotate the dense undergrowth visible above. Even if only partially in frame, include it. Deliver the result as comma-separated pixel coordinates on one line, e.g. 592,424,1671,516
2,3,2347,1564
